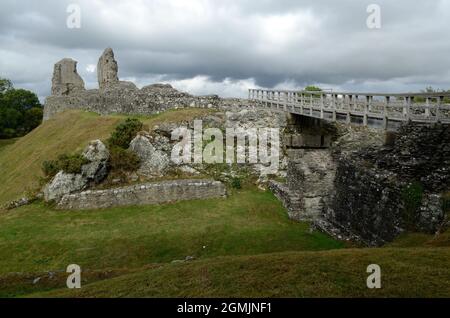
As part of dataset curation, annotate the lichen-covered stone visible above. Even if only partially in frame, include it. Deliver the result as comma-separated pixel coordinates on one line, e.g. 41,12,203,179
44,171,87,202
129,133,170,177
81,140,110,183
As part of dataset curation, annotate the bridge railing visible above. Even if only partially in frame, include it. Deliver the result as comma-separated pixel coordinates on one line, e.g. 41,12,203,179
248,89,450,128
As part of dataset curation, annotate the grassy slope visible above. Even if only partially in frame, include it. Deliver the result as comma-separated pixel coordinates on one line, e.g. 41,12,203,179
0,109,215,205
32,248,450,298
0,138,18,153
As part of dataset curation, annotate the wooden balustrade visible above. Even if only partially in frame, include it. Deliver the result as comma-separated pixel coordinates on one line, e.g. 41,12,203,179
248,89,450,129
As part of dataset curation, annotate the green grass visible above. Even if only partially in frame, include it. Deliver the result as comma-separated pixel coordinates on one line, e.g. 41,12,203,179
0,138,18,153
30,248,450,298
0,189,342,285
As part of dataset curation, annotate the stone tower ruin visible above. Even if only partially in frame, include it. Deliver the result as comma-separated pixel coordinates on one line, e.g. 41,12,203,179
51,58,85,96
97,48,119,90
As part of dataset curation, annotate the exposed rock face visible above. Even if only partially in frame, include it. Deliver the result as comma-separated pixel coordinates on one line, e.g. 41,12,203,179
81,140,110,183
51,58,85,96
97,48,119,90
319,123,449,246
44,172,87,202
129,133,170,177
43,140,110,202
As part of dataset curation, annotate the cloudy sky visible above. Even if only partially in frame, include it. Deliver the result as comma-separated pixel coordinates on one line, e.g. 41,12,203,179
1,0,450,100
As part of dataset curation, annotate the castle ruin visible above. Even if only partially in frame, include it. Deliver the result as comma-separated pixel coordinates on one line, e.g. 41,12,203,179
43,48,249,120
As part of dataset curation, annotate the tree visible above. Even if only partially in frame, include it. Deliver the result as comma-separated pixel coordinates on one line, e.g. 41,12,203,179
0,78,13,94
1,89,41,112
304,85,322,91
23,107,44,132
0,78,43,139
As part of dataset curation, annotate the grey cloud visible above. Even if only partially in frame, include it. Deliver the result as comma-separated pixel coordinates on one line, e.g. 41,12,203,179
1,0,450,99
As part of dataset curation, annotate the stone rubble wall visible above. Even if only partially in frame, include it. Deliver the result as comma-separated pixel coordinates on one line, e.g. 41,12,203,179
319,123,449,246
43,88,255,120
57,179,226,210
269,121,448,246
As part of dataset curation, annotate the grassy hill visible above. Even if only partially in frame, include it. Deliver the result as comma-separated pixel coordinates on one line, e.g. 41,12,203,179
30,247,450,298
0,109,215,206
0,109,448,298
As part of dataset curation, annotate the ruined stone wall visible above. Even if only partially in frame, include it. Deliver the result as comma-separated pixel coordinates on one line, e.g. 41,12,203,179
269,121,448,246
57,179,226,210
43,48,255,120
320,123,450,246
43,86,256,120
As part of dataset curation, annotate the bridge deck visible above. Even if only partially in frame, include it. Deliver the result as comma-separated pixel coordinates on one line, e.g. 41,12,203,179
249,89,450,129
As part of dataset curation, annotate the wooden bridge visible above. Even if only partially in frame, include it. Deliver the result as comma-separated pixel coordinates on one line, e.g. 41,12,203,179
249,89,450,129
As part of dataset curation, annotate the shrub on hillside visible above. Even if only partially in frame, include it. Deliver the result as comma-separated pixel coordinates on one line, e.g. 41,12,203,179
42,154,89,177
231,177,242,189
108,146,140,172
107,118,144,149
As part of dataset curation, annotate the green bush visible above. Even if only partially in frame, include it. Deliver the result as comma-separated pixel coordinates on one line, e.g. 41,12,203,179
109,146,140,172
107,118,144,149
231,177,242,189
42,160,60,177
401,181,424,230
42,154,89,177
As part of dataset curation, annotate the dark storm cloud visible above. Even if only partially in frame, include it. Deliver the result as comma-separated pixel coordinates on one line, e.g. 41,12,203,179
1,0,450,98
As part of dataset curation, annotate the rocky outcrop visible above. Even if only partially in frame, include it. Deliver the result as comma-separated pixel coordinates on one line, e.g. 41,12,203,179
44,171,88,202
51,58,85,96
57,179,227,210
43,140,110,202
129,133,170,177
81,140,110,183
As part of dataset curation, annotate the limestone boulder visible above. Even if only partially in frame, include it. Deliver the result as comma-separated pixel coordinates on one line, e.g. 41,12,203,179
51,58,85,96
129,133,170,177
81,140,110,183
44,171,88,202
